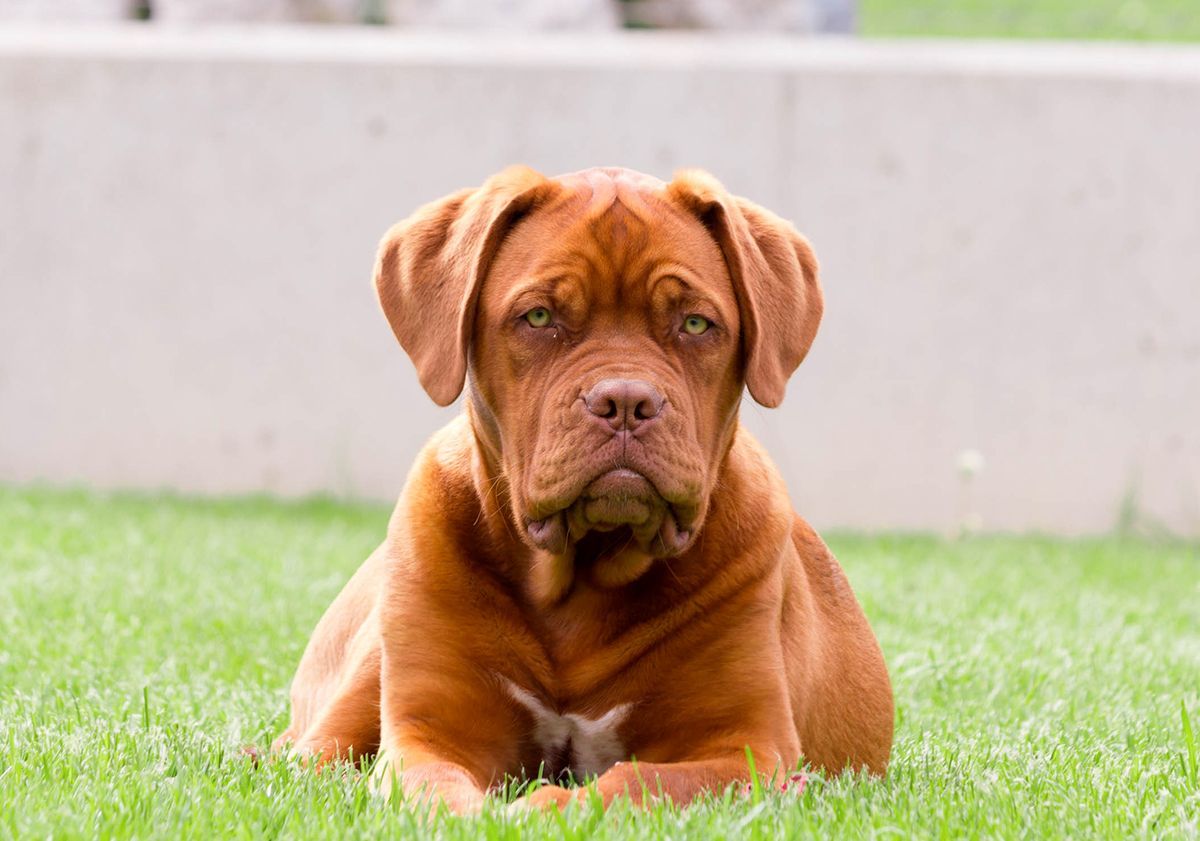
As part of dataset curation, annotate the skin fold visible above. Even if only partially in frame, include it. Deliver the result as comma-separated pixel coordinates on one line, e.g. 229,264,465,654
271,166,893,813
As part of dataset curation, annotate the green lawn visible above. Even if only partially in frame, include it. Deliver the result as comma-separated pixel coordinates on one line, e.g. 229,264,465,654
860,0,1200,41
1,485,1197,838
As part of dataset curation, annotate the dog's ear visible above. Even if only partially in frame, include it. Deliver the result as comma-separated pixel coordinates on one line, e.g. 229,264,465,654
667,170,823,408
374,166,556,406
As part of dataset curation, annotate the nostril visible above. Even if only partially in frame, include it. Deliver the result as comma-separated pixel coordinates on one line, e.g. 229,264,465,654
631,386,665,422
584,391,620,420
584,378,665,428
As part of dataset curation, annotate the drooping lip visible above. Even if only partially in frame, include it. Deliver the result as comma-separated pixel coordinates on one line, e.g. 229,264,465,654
526,514,569,554
579,468,657,527
524,468,696,557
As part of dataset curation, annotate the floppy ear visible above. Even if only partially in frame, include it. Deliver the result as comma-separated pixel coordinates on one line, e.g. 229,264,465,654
667,170,823,408
374,165,555,406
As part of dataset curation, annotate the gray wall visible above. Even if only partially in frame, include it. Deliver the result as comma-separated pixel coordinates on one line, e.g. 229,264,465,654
2,27,1199,535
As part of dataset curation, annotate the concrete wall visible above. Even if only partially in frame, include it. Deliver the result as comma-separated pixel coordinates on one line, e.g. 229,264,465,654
2,26,1199,535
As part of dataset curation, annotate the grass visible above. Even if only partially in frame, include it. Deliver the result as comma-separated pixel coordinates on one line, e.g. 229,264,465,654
0,485,1197,838
859,0,1200,41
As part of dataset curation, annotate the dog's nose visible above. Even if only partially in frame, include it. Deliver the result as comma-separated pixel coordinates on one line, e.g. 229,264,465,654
584,378,665,431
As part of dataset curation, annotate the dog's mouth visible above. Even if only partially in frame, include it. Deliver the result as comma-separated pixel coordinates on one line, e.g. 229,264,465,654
524,468,696,562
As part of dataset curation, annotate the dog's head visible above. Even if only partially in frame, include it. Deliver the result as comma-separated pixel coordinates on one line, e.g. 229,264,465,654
375,166,821,592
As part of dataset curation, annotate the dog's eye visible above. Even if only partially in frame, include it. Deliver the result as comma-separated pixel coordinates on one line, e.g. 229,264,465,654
683,315,710,335
524,307,552,328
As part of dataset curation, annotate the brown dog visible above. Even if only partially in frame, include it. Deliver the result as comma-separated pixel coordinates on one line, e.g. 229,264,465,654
273,166,893,812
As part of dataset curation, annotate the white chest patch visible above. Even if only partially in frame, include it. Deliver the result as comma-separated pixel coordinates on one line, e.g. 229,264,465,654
503,680,631,779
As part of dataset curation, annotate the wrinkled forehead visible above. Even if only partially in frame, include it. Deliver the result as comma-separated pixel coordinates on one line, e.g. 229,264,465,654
482,172,734,312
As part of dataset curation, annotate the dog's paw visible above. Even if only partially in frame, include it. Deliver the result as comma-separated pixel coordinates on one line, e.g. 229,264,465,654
508,784,582,813
740,771,810,797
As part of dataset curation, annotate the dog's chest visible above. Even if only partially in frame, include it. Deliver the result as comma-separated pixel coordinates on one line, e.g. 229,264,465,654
504,681,630,780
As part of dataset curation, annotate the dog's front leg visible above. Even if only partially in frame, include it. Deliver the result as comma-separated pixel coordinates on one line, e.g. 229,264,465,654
370,708,512,815
370,755,488,815
370,635,523,815
513,753,782,811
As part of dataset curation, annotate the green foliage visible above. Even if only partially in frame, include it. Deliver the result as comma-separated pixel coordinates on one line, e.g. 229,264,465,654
1,486,1198,838
1183,701,1198,790
860,0,1200,41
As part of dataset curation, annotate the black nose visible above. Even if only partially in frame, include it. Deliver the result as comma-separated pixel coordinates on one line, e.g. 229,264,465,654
583,378,665,431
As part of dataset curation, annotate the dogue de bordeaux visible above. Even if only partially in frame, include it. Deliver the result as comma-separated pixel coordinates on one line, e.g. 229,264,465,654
272,166,893,812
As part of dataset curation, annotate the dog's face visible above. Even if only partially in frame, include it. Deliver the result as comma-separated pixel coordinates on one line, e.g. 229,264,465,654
374,167,822,591
471,174,742,574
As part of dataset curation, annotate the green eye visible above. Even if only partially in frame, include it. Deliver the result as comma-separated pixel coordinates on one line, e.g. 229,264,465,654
683,315,710,335
525,307,552,328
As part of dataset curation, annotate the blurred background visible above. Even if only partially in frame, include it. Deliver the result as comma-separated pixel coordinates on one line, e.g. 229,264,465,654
1,1,1197,536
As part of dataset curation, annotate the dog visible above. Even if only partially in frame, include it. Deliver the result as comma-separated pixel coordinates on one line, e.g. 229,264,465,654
272,166,893,812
